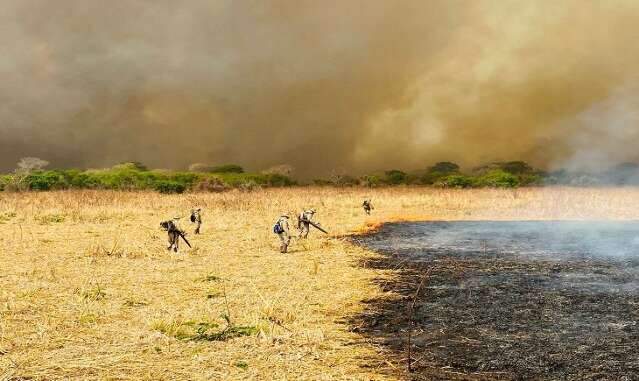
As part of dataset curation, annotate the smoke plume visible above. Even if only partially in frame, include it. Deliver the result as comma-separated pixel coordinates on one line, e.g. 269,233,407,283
1,0,638,175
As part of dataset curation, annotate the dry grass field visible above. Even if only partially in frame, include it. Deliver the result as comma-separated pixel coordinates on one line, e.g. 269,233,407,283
1,187,639,380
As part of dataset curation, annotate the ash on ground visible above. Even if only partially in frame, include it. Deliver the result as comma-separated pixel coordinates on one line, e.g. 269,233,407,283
352,221,639,380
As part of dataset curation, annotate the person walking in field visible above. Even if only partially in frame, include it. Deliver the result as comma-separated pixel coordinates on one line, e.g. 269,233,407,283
190,208,202,234
298,209,316,238
362,199,373,215
274,213,292,253
160,218,190,252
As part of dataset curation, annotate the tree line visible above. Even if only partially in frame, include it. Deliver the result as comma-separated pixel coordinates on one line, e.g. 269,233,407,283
3,158,639,193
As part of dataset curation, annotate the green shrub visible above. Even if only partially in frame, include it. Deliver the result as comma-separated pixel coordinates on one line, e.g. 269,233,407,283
70,172,102,188
335,175,359,186
438,174,473,188
188,164,245,174
360,175,383,187
475,169,519,188
518,173,542,186
384,170,407,185
154,181,186,194
419,172,437,185
0,175,12,191
500,161,533,175
0,164,294,193
216,173,294,188
208,164,244,174
114,162,148,171
419,162,461,185
429,161,460,174
25,171,69,191
264,173,295,186
165,172,200,186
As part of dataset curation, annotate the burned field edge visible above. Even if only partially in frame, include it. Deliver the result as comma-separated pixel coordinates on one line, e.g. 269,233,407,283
348,228,495,381
347,222,639,381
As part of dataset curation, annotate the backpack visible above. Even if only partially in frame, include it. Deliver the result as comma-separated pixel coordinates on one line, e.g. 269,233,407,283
273,221,285,234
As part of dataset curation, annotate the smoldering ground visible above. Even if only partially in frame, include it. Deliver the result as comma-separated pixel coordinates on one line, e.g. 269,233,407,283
352,221,639,380
1,0,639,175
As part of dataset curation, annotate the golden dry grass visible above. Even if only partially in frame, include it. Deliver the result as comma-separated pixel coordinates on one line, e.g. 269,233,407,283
1,187,639,380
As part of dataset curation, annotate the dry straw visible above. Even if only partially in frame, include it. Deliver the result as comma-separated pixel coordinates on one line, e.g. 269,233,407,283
1,187,637,380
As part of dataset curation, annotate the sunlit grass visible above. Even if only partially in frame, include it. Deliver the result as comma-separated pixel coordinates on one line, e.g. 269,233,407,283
1,187,637,379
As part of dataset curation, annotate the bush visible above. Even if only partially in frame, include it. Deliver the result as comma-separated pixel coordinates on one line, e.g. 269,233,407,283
25,171,68,191
384,170,407,185
216,173,294,188
188,163,244,174
112,162,148,171
238,180,260,192
475,170,519,188
360,175,383,187
154,181,186,194
208,164,244,174
70,172,103,188
0,175,11,191
438,174,473,188
429,161,460,174
262,164,294,176
518,173,543,186
500,161,533,175
192,177,228,192
335,175,359,187
264,174,296,187
0,163,294,193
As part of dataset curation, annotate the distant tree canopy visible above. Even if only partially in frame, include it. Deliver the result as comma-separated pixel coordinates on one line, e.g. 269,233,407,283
116,161,148,171
6,158,639,191
113,162,148,171
384,170,408,185
420,162,461,185
16,157,49,173
1,159,292,193
474,161,534,175
499,161,533,175
429,161,460,174
262,164,294,176
188,163,245,174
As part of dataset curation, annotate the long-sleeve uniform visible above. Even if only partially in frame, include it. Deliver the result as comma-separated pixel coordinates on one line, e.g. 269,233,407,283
298,210,316,238
161,219,185,252
363,200,373,215
190,209,202,234
277,216,291,253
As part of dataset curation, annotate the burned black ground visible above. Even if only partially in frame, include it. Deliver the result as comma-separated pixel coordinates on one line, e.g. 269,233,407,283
352,221,639,380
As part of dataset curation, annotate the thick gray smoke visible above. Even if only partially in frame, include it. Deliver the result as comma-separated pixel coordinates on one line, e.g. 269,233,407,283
1,0,639,175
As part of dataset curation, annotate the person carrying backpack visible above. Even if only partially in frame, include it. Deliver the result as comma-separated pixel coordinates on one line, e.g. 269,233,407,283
274,213,291,253
362,199,373,215
190,208,202,234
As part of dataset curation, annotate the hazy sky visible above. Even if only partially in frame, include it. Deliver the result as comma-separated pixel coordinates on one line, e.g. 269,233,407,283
1,0,639,175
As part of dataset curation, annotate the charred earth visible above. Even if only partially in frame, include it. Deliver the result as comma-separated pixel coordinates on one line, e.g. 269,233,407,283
352,221,639,380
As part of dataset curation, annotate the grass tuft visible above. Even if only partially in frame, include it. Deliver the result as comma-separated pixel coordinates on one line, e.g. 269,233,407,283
150,318,258,342
36,213,65,224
